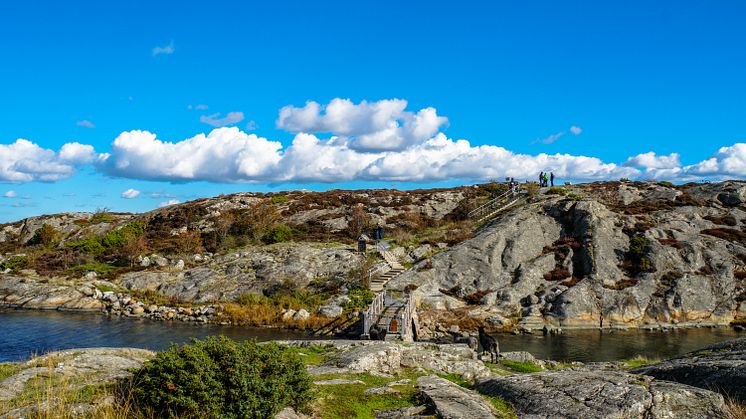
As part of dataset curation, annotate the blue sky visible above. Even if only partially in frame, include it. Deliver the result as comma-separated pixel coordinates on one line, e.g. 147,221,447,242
1,1,746,222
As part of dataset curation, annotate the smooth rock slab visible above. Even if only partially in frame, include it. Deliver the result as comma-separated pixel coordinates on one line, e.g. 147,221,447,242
475,370,728,418
632,337,746,401
417,375,499,419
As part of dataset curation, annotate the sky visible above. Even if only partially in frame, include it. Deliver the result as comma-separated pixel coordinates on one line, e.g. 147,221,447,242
1,1,746,222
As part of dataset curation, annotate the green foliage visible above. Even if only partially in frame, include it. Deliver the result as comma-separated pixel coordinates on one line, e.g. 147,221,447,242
626,235,655,274
343,288,375,310
95,283,115,292
546,187,567,196
0,255,28,272
26,224,61,248
0,362,20,381
71,261,117,275
313,372,421,419
499,360,544,373
90,209,115,224
622,355,659,369
658,181,674,188
271,194,289,205
68,222,145,255
482,394,517,418
130,336,313,419
262,224,295,244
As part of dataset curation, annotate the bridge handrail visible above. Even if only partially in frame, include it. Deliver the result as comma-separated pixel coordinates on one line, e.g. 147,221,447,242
468,189,514,219
361,290,386,336
399,292,416,340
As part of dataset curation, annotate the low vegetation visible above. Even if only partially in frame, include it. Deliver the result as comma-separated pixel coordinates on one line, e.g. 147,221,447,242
129,337,312,418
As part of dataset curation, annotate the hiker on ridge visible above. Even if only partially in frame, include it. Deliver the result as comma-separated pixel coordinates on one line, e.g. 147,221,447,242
539,172,544,187
550,172,555,187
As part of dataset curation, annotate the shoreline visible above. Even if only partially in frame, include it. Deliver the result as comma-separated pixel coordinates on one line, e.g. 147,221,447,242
2,303,743,335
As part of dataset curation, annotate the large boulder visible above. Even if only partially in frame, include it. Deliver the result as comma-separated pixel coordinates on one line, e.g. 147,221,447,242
632,337,746,401
476,370,728,418
416,375,500,418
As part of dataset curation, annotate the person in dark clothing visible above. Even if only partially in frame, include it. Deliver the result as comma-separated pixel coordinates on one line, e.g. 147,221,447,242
550,172,555,187
539,171,544,187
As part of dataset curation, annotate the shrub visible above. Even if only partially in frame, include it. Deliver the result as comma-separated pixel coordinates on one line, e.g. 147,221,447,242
624,236,656,275
271,194,289,205
26,224,61,248
262,224,295,244
90,208,115,224
343,288,374,310
130,336,313,418
0,255,28,272
546,187,567,196
658,181,674,188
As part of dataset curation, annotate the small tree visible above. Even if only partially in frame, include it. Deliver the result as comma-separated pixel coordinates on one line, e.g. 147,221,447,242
26,224,61,249
347,204,370,239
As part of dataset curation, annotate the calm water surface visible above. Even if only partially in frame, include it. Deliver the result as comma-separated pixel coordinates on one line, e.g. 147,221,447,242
0,310,742,363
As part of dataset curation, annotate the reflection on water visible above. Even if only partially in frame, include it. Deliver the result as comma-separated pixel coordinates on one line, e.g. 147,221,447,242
0,309,742,362
496,327,742,362
0,310,310,362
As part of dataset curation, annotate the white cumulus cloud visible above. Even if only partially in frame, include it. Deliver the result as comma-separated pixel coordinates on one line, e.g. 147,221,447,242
3,190,17,198
159,199,181,207
623,152,681,170
277,98,448,152
0,139,94,182
121,188,140,199
200,112,245,127
98,127,282,182
570,126,583,135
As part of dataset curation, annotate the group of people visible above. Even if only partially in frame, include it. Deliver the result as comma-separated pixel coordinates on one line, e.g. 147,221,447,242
539,171,555,187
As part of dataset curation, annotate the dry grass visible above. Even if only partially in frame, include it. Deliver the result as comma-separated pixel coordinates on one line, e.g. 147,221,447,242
725,399,746,419
0,356,145,419
221,302,328,330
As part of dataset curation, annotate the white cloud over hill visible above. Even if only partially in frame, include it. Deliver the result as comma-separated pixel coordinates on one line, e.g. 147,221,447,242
4,98,746,185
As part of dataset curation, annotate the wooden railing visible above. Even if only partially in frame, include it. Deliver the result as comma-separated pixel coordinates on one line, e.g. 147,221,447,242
361,290,386,337
399,292,417,341
468,189,515,220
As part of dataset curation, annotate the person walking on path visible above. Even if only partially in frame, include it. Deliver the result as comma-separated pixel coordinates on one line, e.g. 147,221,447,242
539,171,544,187
550,172,555,187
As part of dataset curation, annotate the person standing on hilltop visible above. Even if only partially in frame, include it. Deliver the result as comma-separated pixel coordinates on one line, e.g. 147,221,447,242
550,172,555,187
539,171,544,187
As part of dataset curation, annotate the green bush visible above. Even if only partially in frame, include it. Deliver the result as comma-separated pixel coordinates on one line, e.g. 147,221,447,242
68,222,144,255
546,187,567,196
26,224,61,248
271,194,289,205
658,181,674,188
0,255,28,272
343,288,375,310
262,224,295,244
130,336,313,418
71,261,117,275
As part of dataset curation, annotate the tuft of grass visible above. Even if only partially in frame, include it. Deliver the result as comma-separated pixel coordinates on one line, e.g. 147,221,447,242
499,360,543,373
0,362,20,381
622,355,659,369
481,393,517,418
312,372,422,419
71,261,117,275
286,345,334,366
436,372,473,388
725,398,746,419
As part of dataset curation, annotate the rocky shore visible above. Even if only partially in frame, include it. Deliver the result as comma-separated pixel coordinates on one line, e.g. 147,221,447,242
2,337,744,418
2,181,746,335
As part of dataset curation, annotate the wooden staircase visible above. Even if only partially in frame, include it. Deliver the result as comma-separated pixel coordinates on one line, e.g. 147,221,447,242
368,245,405,292
468,186,524,225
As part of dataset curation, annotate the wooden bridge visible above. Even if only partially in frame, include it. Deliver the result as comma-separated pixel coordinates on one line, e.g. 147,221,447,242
360,290,418,341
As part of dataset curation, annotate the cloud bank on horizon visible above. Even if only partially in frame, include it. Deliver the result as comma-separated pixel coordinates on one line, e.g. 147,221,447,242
2,98,746,185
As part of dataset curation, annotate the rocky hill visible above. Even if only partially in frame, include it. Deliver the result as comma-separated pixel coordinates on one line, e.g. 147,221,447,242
1,181,746,333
